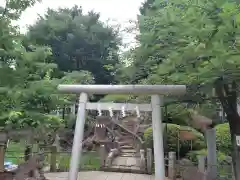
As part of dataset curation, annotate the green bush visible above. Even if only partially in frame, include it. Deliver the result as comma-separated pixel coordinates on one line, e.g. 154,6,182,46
100,94,132,102
186,149,231,163
144,123,205,157
187,149,233,179
144,126,155,149
215,123,231,156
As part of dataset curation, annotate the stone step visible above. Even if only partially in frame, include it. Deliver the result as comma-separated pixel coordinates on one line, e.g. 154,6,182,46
120,153,136,157
119,141,133,146
121,145,133,149
101,165,144,174
120,152,137,156
121,149,136,154
121,150,136,154
120,152,136,156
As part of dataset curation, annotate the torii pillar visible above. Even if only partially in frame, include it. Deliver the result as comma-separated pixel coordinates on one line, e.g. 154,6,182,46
58,84,186,180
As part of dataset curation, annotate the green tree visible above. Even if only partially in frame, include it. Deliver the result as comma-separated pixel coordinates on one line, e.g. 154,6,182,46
1,40,94,125
119,0,167,84
26,6,121,84
139,0,156,16
0,0,41,126
0,1,95,140
138,0,240,177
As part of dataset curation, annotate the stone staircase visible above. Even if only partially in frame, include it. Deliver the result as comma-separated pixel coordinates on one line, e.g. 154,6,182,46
96,116,150,174
103,120,146,173
104,144,145,173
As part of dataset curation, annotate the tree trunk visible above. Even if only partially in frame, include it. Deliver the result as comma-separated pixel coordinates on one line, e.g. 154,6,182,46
215,79,240,179
227,113,240,180
62,105,65,120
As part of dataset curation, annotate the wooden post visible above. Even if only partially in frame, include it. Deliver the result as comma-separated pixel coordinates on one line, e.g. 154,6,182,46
168,152,176,180
146,148,153,174
50,145,57,172
206,128,217,179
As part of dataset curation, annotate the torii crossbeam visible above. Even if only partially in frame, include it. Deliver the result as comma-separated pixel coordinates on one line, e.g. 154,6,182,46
58,84,186,180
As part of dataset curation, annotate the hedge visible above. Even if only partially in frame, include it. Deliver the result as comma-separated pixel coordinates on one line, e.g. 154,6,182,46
144,123,205,157
186,149,233,179
215,123,231,156
186,149,231,164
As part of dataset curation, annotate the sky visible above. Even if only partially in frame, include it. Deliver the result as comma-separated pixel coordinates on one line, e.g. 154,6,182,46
0,0,145,47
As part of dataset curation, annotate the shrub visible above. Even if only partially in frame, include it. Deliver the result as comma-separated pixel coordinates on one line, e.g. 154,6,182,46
186,149,233,179
144,125,155,149
100,94,131,102
215,123,231,156
144,123,205,157
186,149,231,163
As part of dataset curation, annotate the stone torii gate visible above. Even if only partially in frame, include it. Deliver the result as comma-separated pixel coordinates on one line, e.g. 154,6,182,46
58,84,186,180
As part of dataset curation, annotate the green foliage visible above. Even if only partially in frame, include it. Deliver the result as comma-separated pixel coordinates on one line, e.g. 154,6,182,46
143,126,155,149
100,94,132,103
165,104,191,125
123,0,240,172
5,142,100,170
0,44,94,130
139,0,156,16
186,149,233,180
122,0,240,116
57,151,100,171
5,142,39,164
0,1,96,136
144,124,205,157
136,0,240,111
26,6,121,84
0,0,40,20
186,149,231,164
216,123,232,155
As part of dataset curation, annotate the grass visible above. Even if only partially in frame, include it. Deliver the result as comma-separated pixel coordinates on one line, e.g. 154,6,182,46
5,141,28,164
4,141,101,171
56,151,101,171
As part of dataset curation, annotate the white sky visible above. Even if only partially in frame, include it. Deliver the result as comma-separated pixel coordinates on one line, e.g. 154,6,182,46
0,0,145,47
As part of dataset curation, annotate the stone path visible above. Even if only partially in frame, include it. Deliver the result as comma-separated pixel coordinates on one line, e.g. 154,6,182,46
45,171,156,180
103,147,143,173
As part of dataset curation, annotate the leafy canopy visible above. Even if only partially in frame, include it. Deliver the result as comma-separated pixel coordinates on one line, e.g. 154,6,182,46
26,6,121,84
